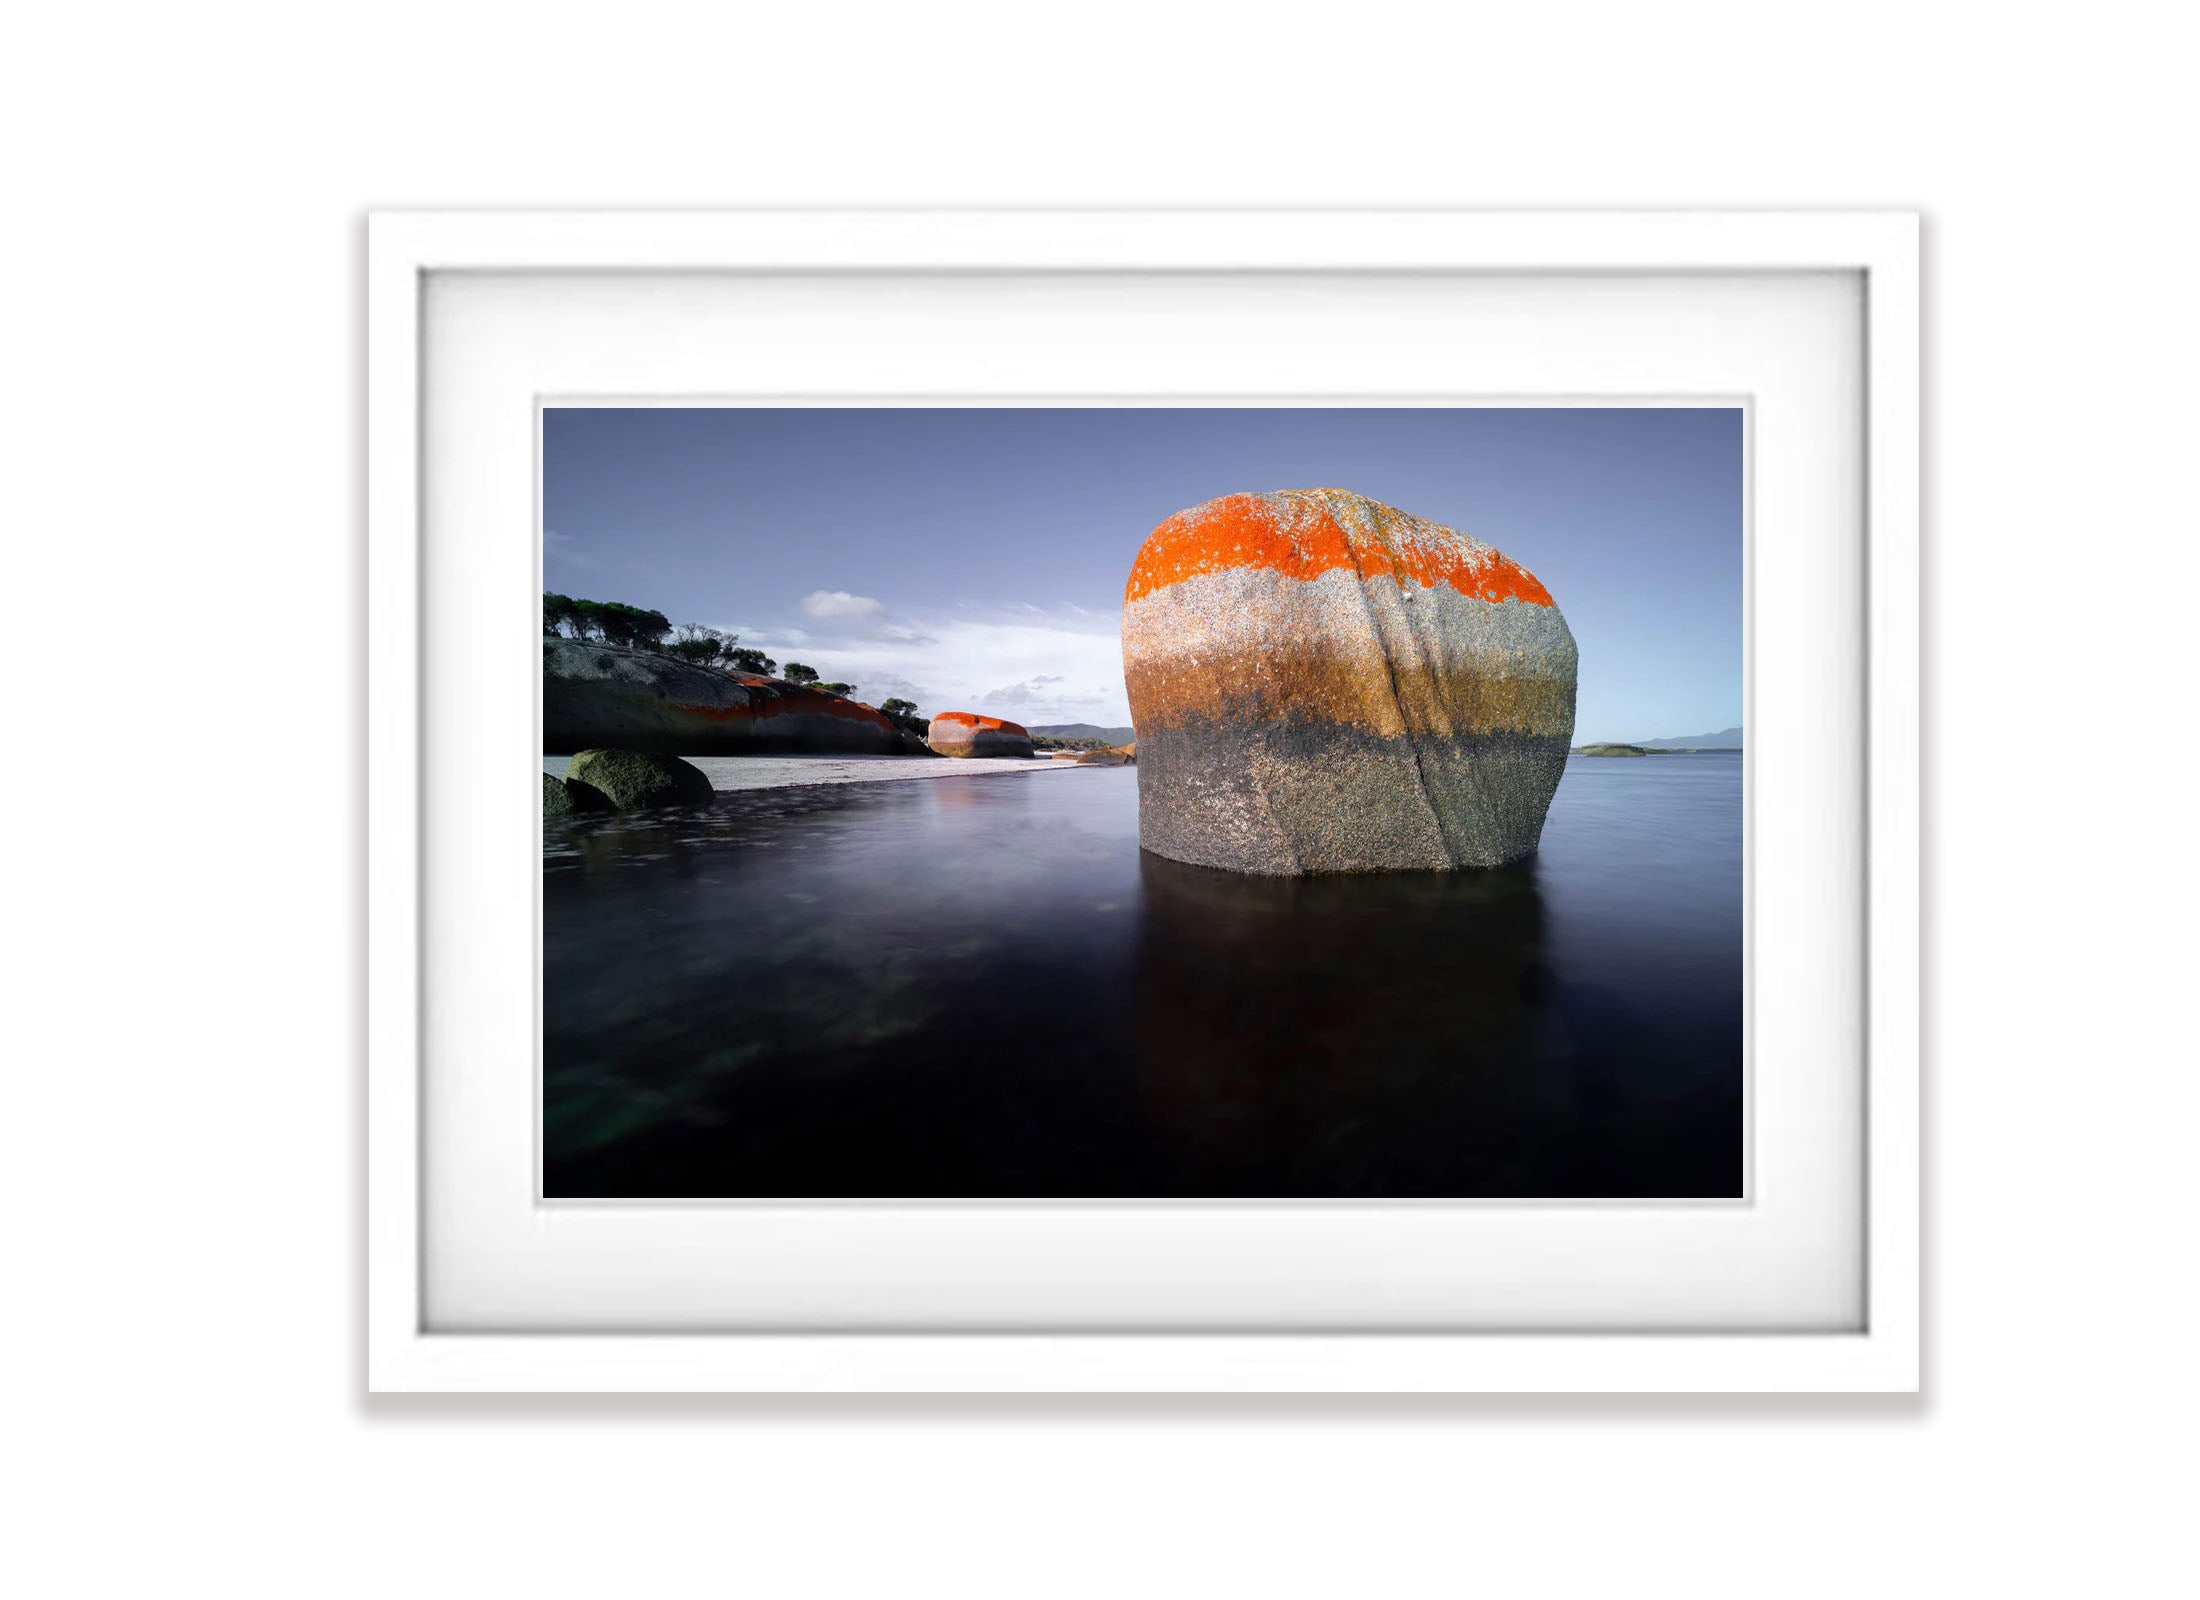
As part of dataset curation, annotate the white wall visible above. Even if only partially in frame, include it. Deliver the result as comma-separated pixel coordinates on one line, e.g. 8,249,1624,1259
7,4,2191,1595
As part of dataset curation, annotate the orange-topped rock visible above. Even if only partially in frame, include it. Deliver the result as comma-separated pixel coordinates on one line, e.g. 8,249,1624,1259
1126,488,1557,608
927,711,1036,759
1121,489,1577,874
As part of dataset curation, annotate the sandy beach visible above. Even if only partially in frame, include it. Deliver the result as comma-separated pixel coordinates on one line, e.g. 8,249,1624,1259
543,752,1088,792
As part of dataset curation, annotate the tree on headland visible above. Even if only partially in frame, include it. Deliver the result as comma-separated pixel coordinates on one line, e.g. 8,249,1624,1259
724,646,778,676
551,596,599,639
666,622,732,666
541,593,668,648
594,602,671,650
782,665,859,695
568,599,604,640
878,697,929,739
669,623,780,677
544,594,780,677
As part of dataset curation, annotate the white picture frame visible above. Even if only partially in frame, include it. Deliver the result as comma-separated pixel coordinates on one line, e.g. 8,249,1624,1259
368,210,1918,1392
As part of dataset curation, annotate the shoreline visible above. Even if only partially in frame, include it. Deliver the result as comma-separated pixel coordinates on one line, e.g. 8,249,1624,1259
543,752,1092,793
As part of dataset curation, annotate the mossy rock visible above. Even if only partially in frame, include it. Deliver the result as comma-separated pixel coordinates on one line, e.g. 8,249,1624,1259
565,748,714,810
543,771,614,819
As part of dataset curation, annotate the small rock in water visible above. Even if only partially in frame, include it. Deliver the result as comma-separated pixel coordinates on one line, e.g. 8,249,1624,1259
564,749,715,810
542,771,614,819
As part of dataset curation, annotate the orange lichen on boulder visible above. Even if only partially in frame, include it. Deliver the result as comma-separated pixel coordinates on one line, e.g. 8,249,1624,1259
666,688,894,726
927,711,1036,759
1124,488,1555,608
1120,489,1577,873
930,712,1030,736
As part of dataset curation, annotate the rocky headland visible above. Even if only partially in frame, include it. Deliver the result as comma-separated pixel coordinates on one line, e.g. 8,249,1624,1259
544,637,928,757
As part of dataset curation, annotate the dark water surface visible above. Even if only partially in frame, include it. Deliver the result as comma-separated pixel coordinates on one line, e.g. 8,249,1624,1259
544,754,1742,1198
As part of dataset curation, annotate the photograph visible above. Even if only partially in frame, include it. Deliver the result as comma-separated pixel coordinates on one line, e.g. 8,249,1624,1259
541,405,1745,1200
32,0,2199,1574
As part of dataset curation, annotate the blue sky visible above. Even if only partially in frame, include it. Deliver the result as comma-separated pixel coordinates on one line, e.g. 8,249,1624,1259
544,407,1742,740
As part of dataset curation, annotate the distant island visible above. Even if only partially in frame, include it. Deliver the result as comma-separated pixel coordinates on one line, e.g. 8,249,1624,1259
1573,727,1743,756
1634,726,1743,750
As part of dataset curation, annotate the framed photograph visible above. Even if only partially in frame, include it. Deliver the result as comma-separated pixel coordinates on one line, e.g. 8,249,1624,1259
368,211,1918,1391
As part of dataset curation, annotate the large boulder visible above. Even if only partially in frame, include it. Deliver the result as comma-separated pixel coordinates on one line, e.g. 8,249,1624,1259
926,712,1034,759
1121,488,1577,874
564,749,714,810
544,638,920,756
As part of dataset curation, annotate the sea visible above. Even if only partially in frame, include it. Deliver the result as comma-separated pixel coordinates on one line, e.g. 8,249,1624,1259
543,752,1743,1199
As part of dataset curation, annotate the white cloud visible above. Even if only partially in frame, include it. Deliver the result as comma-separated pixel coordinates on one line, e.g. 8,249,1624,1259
799,589,887,628
725,598,1129,727
983,674,1077,703
849,669,930,704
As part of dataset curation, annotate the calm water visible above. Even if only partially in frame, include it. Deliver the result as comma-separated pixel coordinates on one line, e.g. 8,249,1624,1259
544,754,1742,1198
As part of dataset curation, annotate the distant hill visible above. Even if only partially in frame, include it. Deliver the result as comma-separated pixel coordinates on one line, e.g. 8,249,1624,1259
1634,726,1743,750
1029,723,1136,744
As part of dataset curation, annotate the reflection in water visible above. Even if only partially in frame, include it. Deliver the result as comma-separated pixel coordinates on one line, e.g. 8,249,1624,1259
1131,853,1561,1194
544,759,1742,1199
